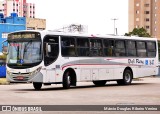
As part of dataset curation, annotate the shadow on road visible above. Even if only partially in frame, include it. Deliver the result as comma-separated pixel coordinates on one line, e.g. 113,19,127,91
10,82,152,92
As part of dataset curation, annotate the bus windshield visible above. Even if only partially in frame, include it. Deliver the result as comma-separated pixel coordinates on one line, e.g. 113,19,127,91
7,41,42,68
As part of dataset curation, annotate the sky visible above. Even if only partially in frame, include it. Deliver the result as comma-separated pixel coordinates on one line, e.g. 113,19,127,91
3,0,129,35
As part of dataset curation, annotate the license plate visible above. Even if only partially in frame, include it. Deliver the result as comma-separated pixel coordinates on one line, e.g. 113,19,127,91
16,76,24,80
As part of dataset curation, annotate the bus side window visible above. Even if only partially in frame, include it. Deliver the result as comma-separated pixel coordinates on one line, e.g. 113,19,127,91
147,41,156,57
137,41,147,57
61,37,76,56
77,38,89,56
103,39,114,56
115,40,126,56
90,39,102,56
126,40,137,57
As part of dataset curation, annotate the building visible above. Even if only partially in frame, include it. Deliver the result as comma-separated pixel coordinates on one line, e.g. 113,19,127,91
129,0,160,40
0,0,35,18
26,17,46,30
0,13,26,52
0,1,4,14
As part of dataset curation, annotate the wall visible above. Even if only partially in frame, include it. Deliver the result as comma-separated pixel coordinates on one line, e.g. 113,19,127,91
26,17,46,30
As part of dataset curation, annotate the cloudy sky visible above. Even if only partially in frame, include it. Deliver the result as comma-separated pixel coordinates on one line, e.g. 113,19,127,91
3,0,129,35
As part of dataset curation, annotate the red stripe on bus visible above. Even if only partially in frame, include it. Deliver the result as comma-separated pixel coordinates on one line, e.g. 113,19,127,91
61,63,149,70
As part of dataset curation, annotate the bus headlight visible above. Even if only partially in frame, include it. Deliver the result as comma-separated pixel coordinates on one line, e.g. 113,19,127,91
7,70,11,75
31,66,42,75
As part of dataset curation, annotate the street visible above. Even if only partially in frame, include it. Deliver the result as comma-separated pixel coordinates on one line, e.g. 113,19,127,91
0,77,160,114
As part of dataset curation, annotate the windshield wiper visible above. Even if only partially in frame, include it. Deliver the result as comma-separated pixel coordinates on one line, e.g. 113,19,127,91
23,40,32,59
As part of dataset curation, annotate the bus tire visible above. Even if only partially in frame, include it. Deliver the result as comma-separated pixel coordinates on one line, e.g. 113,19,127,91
33,82,42,90
93,80,106,86
117,69,132,85
63,72,71,89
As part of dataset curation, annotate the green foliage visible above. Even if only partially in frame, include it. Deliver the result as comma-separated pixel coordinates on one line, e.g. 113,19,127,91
125,27,151,37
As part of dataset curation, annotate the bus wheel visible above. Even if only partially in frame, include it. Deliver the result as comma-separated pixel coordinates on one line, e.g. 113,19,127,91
63,72,71,89
93,80,106,86
117,69,132,85
33,82,42,90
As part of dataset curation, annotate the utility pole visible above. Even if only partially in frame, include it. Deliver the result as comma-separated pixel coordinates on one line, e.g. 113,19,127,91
111,18,118,35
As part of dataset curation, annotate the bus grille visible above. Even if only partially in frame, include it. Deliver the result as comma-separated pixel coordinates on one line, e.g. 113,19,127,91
12,76,29,81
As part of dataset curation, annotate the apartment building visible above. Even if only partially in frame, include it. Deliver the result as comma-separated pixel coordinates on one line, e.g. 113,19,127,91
129,0,160,40
0,1,3,13
0,0,35,18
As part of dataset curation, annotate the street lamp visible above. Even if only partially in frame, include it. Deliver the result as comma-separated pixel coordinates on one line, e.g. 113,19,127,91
111,18,118,35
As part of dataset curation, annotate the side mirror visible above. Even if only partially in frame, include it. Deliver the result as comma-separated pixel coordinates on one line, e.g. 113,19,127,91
47,45,51,53
45,43,51,56
2,40,8,55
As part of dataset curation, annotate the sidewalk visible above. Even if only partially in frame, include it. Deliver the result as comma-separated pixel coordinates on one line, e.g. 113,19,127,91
0,78,9,85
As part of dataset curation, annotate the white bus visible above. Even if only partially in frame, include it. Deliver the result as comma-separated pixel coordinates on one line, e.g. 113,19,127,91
5,30,159,90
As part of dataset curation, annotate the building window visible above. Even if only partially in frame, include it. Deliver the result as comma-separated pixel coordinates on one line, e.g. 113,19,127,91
155,0,157,2
136,18,139,21
155,21,157,24
145,11,150,14
136,3,139,7
146,26,150,29
136,10,139,14
155,28,157,31
16,4,18,6
155,7,157,9
145,4,149,7
146,18,149,22
23,5,27,8
136,25,139,28
2,33,8,38
155,14,157,17
13,9,15,11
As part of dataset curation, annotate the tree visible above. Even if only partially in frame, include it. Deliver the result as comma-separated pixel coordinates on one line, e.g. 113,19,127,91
125,27,151,37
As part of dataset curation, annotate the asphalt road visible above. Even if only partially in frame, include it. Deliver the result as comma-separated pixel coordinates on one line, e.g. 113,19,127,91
0,77,160,114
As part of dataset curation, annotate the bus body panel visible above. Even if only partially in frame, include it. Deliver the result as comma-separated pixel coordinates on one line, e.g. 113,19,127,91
6,30,159,86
